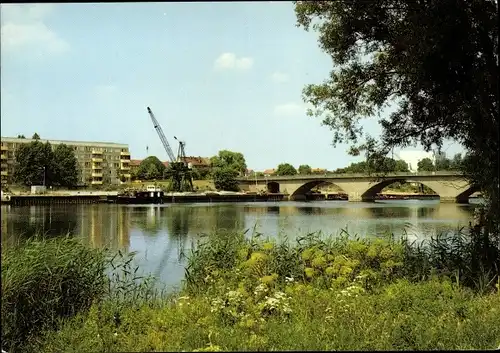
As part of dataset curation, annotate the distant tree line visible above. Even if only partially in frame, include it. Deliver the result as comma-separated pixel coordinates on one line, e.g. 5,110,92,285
416,153,468,172
129,150,470,192
13,133,79,187
132,150,247,192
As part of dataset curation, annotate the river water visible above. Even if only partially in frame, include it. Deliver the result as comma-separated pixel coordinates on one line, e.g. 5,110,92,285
0,200,482,290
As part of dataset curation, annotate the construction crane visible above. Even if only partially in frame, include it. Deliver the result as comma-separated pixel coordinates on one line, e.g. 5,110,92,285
146,107,193,192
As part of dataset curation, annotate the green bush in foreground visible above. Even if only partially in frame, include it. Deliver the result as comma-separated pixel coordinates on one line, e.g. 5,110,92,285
1,236,156,353
19,231,500,352
1,236,107,351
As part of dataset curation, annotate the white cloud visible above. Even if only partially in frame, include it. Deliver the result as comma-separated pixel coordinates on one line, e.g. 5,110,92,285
273,102,307,117
0,4,69,55
270,71,289,83
214,52,254,71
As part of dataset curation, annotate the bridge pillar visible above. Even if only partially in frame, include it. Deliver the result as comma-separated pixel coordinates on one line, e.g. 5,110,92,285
347,192,363,202
441,196,469,204
289,194,306,201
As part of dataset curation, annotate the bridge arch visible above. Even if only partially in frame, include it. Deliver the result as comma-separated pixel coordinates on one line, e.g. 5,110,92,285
454,184,480,203
267,181,280,193
361,178,438,201
289,180,346,200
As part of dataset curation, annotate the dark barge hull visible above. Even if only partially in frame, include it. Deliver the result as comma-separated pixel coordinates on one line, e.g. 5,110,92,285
116,193,287,204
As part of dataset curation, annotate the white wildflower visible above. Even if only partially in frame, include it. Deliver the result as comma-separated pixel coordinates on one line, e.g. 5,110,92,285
285,276,294,283
210,298,225,313
254,283,268,296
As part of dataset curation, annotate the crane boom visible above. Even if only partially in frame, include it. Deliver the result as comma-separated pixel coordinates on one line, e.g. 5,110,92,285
147,107,176,163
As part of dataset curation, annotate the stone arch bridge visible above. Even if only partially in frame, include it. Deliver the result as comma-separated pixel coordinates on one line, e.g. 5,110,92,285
237,171,477,203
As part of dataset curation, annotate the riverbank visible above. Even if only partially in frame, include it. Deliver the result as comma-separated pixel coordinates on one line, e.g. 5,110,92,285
1,191,480,206
2,231,499,352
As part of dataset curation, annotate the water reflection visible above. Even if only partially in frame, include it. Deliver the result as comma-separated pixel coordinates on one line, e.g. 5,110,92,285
79,204,131,249
1,204,79,246
1,200,479,288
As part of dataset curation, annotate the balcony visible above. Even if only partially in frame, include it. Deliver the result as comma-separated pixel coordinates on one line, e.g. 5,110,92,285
120,164,131,171
1,145,8,151
91,158,103,163
91,180,103,185
1,154,7,160
120,151,130,156
1,170,7,176
92,172,103,177
121,173,131,179
91,149,103,154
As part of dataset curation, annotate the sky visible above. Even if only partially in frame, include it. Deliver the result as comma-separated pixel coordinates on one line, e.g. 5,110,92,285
0,2,463,171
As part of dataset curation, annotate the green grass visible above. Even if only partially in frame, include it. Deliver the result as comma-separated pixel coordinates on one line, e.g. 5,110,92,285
3,229,500,352
26,279,500,352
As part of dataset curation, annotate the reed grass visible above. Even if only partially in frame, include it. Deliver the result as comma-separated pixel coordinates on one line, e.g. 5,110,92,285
0,235,156,353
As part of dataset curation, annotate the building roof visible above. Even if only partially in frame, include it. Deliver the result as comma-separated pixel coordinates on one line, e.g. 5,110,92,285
183,156,211,166
263,169,275,175
130,159,169,168
1,136,128,148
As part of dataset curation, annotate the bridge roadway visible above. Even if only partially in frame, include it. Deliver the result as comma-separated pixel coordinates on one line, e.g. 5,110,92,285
236,171,476,203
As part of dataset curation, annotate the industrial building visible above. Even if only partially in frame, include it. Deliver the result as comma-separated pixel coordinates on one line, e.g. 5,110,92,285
0,136,131,186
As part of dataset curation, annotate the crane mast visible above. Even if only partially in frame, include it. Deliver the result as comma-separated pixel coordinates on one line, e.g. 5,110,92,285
146,106,193,192
174,136,188,165
147,107,176,163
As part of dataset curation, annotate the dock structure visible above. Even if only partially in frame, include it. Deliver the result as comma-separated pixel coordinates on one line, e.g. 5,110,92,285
1,192,288,206
1,191,466,207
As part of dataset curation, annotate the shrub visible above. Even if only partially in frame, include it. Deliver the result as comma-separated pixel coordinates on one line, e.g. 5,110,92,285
184,228,499,294
1,236,157,353
1,236,108,351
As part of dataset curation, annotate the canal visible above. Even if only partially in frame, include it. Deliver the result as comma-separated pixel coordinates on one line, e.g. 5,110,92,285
0,199,482,290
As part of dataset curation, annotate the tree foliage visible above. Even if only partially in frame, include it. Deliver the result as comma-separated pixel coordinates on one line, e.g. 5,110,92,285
210,150,247,176
136,156,166,180
32,133,40,140
14,141,78,187
213,167,239,191
295,0,498,226
417,153,466,172
53,144,79,186
417,158,435,172
298,164,312,175
210,150,246,191
334,157,408,174
275,163,298,176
